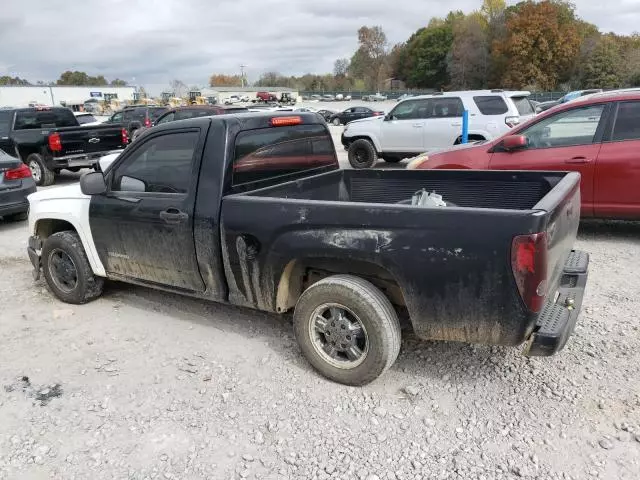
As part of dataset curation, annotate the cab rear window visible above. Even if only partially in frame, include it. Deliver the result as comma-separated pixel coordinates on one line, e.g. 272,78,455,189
14,108,78,130
511,96,534,115
233,124,338,187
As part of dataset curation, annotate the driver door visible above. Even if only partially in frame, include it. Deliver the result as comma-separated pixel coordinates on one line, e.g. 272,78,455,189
489,104,608,217
89,129,206,291
379,99,428,153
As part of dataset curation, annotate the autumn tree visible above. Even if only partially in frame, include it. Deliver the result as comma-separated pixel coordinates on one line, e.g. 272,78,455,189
209,74,243,87
492,1,581,90
349,26,389,90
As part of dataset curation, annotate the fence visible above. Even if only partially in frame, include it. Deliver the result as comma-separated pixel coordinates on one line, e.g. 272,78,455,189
300,91,568,101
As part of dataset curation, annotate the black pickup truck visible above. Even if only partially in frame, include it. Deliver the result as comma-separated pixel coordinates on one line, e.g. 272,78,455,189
0,106,127,186
26,112,589,385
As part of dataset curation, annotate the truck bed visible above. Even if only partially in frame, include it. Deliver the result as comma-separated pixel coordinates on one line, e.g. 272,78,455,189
222,169,582,349
240,169,562,211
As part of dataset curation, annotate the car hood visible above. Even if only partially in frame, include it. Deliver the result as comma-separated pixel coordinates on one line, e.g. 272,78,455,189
28,184,88,204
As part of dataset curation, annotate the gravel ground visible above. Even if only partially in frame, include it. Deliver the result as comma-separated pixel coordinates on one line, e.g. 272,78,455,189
0,131,639,479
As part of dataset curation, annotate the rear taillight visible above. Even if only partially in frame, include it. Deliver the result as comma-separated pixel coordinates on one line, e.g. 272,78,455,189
505,116,520,128
373,111,382,116
48,132,62,152
511,232,548,313
122,128,129,144
4,163,32,180
144,117,152,128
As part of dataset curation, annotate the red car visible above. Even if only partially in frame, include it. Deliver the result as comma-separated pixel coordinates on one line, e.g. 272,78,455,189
409,90,640,219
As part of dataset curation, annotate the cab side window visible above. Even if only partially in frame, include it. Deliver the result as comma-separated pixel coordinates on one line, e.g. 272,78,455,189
112,132,198,194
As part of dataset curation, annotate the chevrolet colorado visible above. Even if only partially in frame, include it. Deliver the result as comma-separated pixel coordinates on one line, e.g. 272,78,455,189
26,112,589,385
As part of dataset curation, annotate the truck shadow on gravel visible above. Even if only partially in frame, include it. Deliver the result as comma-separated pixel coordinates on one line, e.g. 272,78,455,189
578,219,640,240
101,281,512,383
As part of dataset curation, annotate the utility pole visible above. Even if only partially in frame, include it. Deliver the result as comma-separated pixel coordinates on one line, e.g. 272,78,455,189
240,65,247,87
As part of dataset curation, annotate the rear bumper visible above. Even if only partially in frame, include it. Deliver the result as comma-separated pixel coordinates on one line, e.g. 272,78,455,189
524,250,589,356
0,182,37,216
49,149,124,169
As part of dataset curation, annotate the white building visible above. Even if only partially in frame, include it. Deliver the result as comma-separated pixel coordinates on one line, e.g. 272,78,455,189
0,85,138,108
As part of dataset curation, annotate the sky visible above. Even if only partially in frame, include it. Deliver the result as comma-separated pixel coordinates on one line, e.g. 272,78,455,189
1,0,638,94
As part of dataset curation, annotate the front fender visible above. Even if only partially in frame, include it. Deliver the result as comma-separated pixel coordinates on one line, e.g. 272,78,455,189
28,195,105,277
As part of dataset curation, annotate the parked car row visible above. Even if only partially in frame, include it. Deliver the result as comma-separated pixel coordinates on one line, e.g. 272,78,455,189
341,89,535,168
407,90,640,220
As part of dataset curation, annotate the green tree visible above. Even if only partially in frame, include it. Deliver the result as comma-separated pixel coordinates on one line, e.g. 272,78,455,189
57,71,108,86
0,76,30,85
581,35,624,88
110,78,127,86
396,16,458,89
348,26,388,90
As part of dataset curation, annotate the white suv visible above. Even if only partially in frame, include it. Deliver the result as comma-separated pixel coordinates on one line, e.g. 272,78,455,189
341,90,535,168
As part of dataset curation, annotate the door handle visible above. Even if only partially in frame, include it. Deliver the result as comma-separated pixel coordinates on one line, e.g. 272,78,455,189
565,157,591,164
412,123,424,128
160,208,188,224
451,123,462,127
1,137,8,140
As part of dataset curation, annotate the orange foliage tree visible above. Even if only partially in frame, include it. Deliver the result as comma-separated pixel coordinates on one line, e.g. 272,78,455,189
492,1,581,90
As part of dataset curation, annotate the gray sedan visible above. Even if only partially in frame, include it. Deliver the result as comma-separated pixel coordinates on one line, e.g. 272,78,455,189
0,150,37,221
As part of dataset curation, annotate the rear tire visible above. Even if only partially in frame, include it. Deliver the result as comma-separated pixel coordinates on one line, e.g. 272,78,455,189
293,275,401,386
26,153,55,187
348,139,378,169
41,231,104,304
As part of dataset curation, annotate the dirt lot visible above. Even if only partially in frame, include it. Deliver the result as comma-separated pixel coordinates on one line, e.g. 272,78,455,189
1,132,639,479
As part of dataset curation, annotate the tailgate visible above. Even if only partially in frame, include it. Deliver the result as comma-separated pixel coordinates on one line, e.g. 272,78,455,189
534,172,582,301
56,126,123,155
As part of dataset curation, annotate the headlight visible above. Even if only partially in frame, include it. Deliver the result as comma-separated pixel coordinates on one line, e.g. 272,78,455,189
406,155,429,170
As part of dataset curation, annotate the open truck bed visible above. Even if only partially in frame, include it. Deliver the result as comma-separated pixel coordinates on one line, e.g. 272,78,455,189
222,168,586,353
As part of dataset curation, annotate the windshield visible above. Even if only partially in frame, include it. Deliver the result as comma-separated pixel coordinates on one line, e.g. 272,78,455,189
76,114,97,124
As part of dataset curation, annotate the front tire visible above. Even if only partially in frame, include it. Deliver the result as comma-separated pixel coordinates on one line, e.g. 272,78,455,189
293,275,401,386
26,153,55,186
348,139,378,169
41,231,104,304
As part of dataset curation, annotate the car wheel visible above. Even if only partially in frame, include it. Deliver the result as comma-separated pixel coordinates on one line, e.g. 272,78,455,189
348,139,378,169
4,212,28,222
41,231,104,304
332,118,341,126
26,153,55,187
293,275,401,386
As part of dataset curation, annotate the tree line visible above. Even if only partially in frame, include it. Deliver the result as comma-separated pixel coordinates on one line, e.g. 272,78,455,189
210,0,640,92
0,71,128,87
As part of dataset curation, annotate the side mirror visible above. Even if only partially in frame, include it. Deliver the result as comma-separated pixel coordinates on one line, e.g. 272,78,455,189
80,171,107,195
384,114,393,121
502,135,528,152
